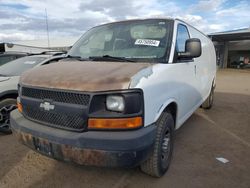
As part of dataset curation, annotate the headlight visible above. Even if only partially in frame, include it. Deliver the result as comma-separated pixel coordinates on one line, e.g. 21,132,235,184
106,95,125,112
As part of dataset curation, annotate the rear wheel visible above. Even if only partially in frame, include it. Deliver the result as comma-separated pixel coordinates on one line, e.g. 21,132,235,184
140,112,174,177
202,86,215,109
0,98,17,134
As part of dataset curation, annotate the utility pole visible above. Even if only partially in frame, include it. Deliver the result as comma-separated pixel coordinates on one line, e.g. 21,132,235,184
45,8,50,48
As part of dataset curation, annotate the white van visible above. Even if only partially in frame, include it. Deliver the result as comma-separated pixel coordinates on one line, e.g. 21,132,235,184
11,18,216,177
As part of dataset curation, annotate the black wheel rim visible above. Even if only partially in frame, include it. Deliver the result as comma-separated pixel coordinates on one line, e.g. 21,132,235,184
0,104,16,130
161,127,171,168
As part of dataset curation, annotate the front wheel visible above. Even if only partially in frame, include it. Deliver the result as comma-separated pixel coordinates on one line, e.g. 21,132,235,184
0,98,17,134
140,112,174,177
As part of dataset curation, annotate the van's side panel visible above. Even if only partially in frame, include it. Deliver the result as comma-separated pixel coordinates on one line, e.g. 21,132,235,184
187,26,217,102
130,63,203,129
130,20,216,129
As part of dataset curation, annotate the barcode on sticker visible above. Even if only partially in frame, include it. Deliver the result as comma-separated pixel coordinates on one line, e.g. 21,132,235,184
135,39,160,47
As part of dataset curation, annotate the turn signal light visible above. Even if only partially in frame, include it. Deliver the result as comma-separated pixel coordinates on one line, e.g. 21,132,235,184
88,117,143,129
17,102,23,113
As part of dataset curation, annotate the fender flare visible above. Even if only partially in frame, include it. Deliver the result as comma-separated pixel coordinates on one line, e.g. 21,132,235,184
0,90,18,99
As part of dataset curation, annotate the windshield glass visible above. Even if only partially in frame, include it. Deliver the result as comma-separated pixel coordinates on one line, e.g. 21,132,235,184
0,56,46,76
0,55,16,66
68,19,172,62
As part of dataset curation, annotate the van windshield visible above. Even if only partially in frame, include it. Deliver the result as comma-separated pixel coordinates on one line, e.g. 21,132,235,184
68,19,172,62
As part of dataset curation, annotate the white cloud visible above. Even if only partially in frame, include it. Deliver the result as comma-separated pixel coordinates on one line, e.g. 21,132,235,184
214,1,250,30
208,24,225,30
190,0,226,12
0,32,35,41
216,1,248,17
178,14,203,24
0,0,249,42
176,14,230,33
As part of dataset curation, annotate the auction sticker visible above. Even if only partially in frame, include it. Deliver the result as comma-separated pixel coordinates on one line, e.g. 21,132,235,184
135,39,160,47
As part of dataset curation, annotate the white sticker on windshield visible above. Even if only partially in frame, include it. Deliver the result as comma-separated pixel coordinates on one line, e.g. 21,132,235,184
24,61,36,65
135,39,160,47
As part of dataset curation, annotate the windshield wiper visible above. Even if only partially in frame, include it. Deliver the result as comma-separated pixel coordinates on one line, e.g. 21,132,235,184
89,55,135,62
65,55,89,61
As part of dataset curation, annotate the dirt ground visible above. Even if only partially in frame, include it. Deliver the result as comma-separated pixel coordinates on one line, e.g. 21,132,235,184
0,69,249,188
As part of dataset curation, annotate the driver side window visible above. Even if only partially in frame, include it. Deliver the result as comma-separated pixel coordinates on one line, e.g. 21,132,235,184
176,24,190,53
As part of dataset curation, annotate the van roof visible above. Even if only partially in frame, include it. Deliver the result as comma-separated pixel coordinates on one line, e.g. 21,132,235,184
94,18,175,28
94,18,209,40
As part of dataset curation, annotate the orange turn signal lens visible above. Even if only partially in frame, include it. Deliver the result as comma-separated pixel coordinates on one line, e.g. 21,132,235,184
88,117,143,129
17,102,23,113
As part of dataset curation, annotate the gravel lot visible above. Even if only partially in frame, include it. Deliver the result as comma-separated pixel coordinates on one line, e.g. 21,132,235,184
0,69,249,188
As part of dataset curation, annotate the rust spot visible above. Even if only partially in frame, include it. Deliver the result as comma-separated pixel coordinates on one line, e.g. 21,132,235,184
20,61,152,92
13,130,119,167
61,145,116,166
14,131,35,149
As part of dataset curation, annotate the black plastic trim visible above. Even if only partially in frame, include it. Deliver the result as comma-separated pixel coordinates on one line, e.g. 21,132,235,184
0,90,18,99
11,109,156,151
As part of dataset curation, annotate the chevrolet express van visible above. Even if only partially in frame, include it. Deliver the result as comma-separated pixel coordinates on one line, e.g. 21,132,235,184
11,18,216,177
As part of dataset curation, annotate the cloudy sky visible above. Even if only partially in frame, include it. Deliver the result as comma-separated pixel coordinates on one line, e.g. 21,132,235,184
0,0,249,42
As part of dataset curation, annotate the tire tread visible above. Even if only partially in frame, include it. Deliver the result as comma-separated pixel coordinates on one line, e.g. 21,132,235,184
140,112,174,177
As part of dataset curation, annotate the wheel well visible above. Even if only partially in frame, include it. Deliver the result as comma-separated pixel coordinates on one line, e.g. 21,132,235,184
0,93,18,101
164,102,177,127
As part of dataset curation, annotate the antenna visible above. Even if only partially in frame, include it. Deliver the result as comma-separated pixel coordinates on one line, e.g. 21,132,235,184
45,8,50,48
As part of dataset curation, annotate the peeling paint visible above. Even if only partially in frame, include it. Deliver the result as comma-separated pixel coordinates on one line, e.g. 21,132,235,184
129,66,154,88
13,130,132,167
20,60,152,92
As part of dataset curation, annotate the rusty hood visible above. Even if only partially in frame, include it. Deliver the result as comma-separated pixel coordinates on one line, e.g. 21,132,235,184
20,60,152,92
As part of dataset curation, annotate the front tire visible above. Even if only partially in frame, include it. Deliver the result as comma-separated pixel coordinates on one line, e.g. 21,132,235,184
0,98,17,134
140,112,174,177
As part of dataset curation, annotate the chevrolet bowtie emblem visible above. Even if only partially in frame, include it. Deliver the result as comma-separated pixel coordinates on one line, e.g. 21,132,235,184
40,102,55,111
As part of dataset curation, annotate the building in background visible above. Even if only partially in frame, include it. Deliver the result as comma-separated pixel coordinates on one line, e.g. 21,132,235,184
0,43,52,53
0,37,78,53
208,28,250,69
13,37,79,52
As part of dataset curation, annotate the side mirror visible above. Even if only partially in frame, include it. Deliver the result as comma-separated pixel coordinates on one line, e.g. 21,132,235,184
178,38,201,59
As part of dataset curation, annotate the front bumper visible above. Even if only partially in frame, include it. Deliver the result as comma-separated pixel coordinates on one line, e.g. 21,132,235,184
10,110,156,167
